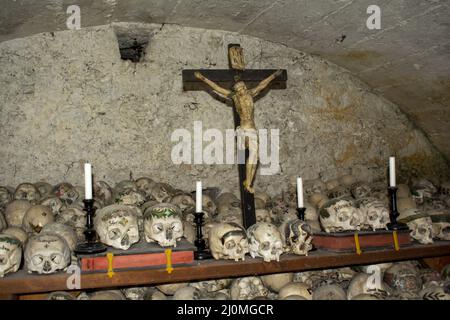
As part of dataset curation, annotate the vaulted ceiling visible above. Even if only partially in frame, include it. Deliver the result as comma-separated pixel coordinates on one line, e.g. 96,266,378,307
1,0,449,162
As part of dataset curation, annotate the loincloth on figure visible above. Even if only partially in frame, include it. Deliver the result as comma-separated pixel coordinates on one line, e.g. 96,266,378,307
236,126,258,165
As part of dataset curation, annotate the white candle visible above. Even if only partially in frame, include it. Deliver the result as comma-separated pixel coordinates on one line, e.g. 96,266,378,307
297,177,304,208
389,157,396,187
196,181,202,213
84,163,93,199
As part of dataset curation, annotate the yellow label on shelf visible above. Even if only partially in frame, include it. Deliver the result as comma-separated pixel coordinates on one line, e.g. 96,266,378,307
165,249,174,274
393,231,400,251
354,232,362,255
106,252,115,278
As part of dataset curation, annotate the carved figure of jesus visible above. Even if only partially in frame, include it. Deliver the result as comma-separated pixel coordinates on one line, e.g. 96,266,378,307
194,69,282,193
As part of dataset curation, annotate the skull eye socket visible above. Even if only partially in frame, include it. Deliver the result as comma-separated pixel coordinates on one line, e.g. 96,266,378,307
152,223,164,234
108,228,121,240
225,240,236,249
171,222,182,232
32,255,44,265
51,254,62,264
67,191,76,198
261,241,270,251
338,212,350,222
418,227,427,235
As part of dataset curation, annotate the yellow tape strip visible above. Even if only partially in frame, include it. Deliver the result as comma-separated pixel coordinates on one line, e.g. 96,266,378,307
393,230,400,251
354,232,362,255
106,252,115,278
165,249,174,274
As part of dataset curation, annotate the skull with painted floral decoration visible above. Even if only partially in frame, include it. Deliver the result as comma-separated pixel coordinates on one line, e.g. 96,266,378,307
143,203,183,247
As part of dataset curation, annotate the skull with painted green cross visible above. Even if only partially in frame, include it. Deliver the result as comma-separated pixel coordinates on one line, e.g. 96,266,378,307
143,203,183,247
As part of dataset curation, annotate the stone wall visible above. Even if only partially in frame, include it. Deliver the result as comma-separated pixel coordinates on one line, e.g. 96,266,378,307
0,23,448,195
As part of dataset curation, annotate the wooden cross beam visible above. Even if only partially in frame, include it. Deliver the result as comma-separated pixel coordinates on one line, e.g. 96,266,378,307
182,44,287,229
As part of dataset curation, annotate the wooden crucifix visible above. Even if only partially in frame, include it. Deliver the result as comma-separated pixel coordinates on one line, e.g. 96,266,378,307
182,44,287,229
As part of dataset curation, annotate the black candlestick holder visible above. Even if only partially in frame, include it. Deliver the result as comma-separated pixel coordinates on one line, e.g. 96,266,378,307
193,210,212,260
296,207,306,221
387,187,408,231
74,199,107,255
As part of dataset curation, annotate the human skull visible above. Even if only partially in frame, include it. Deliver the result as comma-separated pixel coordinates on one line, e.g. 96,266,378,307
319,198,362,233
440,181,450,196
113,180,146,206
52,183,80,206
357,198,389,231
397,197,417,212
0,186,13,209
304,202,319,221
397,184,411,199
254,192,271,208
42,222,77,251
56,207,86,241
230,277,269,300
313,284,347,300
420,281,450,300
25,233,71,274
190,279,232,293
94,181,114,206
430,213,450,241
135,177,156,200
412,178,438,199
350,182,372,200
22,205,55,234
309,193,329,209
279,219,313,256
144,288,168,300
0,233,22,277
339,174,356,186
278,282,312,300
351,294,380,300
122,287,148,300
328,186,351,199
398,208,433,244
173,286,202,300
202,194,217,217
325,179,340,191
216,211,244,227
260,273,294,293
0,212,6,232
3,227,28,246
95,204,141,250
40,196,65,216
34,182,53,198
202,290,230,300
156,282,189,295
255,209,272,223
143,203,183,247
383,263,422,298
247,222,283,262
148,183,174,203
170,193,195,214
216,192,241,214
46,291,75,300
4,200,32,227
14,183,41,204
89,290,126,300
208,222,249,261
304,179,326,196
347,273,391,300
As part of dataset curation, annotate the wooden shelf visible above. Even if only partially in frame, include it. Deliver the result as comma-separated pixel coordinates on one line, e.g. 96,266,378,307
1,241,450,297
